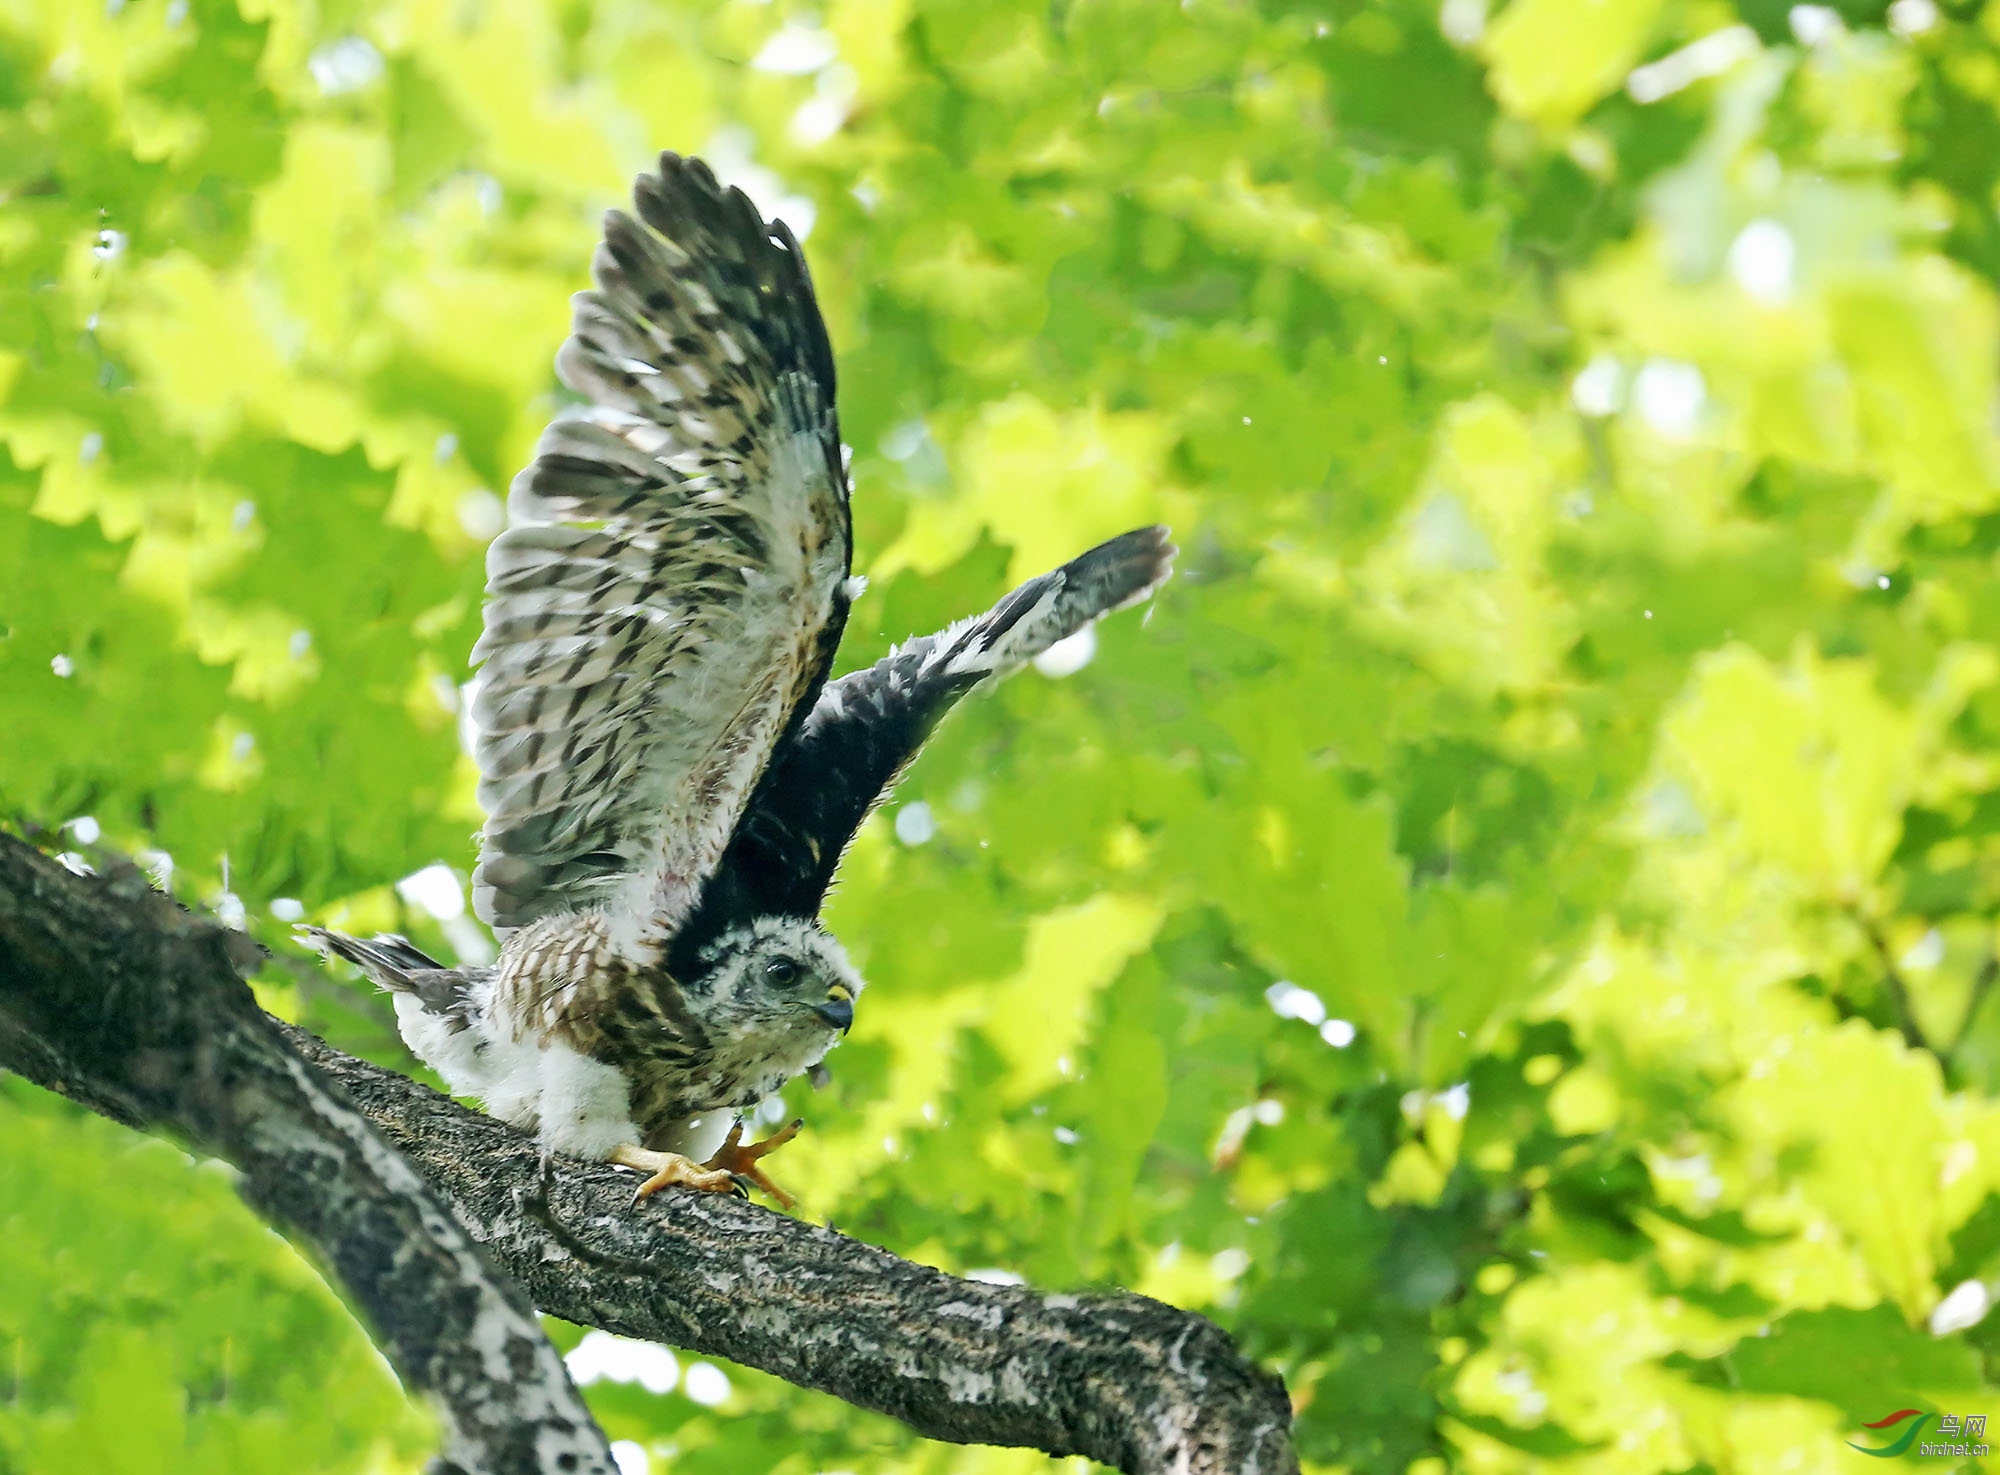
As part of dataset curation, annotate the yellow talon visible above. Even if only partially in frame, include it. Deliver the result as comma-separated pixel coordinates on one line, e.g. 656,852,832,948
702,1119,803,1209
609,1143,739,1200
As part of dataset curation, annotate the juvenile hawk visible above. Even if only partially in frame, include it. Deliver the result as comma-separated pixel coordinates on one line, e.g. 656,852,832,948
310,154,1173,1205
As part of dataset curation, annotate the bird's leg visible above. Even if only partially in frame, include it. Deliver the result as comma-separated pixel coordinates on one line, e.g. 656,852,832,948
608,1143,740,1201
703,1118,803,1209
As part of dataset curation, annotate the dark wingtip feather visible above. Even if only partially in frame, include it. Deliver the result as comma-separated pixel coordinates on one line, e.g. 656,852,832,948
628,152,836,399
1068,524,1177,615
954,524,1176,670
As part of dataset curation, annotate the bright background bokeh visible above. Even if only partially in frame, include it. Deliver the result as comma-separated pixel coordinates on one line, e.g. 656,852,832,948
5,0,2000,1471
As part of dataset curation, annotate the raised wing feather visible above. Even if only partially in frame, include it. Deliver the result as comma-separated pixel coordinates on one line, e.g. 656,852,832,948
667,526,1176,972
470,153,851,940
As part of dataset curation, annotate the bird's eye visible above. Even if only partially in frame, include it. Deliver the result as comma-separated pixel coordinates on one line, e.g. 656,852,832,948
763,957,801,987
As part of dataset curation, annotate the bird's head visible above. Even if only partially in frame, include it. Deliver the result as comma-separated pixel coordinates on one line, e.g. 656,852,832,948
687,916,864,1080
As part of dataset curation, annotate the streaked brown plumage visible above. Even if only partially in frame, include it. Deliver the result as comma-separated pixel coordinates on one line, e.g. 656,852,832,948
309,153,1175,1203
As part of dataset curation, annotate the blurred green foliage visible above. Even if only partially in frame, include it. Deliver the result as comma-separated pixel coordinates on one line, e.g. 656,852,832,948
5,0,2000,1471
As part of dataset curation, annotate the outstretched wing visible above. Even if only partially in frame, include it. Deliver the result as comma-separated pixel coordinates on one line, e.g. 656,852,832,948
668,526,1175,968
470,153,852,941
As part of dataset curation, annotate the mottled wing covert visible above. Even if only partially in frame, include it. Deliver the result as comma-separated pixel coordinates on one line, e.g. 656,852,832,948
470,153,852,941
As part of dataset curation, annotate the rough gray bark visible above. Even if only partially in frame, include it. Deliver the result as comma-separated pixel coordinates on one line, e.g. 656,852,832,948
0,832,1299,1475
0,834,615,1475
288,1027,1298,1474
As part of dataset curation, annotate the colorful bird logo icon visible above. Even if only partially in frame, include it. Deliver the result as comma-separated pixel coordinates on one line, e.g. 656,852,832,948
1849,1410,1932,1457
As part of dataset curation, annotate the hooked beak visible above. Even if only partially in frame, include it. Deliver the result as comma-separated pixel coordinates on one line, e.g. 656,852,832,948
813,982,855,1033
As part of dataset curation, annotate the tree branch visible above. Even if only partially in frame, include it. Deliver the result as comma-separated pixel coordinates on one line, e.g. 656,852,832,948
0,833,616,1475
0,831,1298,1475
1947,948,1999,1067
286,1026,1297,1474
1857,910,1930,1054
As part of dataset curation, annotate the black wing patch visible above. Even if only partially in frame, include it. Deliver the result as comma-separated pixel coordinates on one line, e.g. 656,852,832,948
669,525,1175,970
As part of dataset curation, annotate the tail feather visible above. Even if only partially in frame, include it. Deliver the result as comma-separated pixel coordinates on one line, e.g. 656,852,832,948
299,926,481,1028
299,925,442,985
